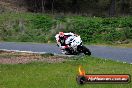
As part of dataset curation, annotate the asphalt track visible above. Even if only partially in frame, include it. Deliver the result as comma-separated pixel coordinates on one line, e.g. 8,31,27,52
0,42,132,63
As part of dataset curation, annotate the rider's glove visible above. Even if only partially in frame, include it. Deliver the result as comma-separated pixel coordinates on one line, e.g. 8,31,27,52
60,45,69,49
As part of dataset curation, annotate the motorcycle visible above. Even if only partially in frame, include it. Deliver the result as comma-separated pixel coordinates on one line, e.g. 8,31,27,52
61,36,91,55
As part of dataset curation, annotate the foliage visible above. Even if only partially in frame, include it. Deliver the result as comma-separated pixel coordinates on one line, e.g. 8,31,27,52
30,15,53,31
65,16,132,43
0,13,132,44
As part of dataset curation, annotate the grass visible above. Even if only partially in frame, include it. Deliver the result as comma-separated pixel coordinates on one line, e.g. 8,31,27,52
0,56,132,88
91,39,132,48
92,43,132,48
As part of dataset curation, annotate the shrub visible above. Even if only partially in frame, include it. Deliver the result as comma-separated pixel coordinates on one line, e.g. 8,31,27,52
30,15,54,32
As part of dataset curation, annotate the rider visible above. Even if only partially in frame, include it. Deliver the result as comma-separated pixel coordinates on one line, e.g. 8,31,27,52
55,32,78,50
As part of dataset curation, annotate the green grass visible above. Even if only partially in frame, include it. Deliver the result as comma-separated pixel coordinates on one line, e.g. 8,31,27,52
0,56,132,88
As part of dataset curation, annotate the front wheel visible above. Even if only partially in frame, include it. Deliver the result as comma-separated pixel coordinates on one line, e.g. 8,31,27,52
77,45,91,56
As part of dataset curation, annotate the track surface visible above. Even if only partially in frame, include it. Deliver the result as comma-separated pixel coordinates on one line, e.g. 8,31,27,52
0,42,132,63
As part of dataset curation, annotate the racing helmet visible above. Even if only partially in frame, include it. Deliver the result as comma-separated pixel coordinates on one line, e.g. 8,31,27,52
59,32,64,37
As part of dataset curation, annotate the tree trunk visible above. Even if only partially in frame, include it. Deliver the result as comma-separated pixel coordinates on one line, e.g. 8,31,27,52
72,0,78,13
109,0,116,17
51,0,54,14
34,0,37,12
121,0,125,15
42,0,45,13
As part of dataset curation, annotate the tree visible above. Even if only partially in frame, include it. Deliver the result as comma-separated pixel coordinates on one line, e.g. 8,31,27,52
22,0,131,16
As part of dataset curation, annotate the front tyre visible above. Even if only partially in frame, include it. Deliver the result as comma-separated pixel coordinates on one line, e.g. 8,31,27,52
78,45,91,56
83,46,91,55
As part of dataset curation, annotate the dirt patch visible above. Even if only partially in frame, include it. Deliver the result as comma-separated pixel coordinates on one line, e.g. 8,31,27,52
0,50,66,64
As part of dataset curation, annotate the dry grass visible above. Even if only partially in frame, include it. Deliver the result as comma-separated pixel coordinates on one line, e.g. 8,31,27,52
0,0,26,12
93,43,132,48
0,50,66,64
